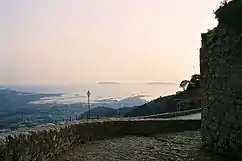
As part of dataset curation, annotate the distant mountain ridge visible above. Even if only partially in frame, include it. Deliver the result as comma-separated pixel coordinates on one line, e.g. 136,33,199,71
0,88,148,130
0,88,91,128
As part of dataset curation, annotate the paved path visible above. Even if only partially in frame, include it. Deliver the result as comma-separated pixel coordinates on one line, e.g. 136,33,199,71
55,130,227,161
171,112,201,120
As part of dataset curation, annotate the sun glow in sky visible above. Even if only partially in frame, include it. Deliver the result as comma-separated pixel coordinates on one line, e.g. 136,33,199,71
0,0,221,84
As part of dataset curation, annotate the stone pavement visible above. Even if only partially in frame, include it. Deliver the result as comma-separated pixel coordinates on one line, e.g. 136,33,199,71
55,130,231,161
171,113,201,120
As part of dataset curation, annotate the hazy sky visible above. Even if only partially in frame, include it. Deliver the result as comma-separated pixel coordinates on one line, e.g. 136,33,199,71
0,0,221,84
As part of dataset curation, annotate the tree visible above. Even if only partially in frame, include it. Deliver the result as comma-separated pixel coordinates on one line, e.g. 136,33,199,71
179,80,190,91
179,74,201,91
187,74,201,90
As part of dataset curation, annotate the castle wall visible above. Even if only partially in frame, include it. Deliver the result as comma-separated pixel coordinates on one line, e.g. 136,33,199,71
200,0,242,156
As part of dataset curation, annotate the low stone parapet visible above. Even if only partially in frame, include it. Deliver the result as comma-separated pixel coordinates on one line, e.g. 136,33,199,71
0,118,201,161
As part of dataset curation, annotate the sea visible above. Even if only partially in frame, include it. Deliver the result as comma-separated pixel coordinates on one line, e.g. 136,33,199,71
6,83,180,105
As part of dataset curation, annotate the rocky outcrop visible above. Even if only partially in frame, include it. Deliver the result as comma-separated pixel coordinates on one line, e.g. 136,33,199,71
200,0,242,157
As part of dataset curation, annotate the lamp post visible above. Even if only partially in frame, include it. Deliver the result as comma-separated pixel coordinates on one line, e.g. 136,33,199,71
87,90,91,119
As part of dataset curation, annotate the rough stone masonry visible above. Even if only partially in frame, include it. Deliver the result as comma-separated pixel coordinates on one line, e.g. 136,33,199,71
200,0,242,157
0,118,201,161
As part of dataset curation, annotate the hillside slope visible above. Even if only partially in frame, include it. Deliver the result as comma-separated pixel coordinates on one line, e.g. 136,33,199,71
81,106,136,118
125,89,201,117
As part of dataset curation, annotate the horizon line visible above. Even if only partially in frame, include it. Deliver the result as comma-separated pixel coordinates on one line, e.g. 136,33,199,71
0,81,179,86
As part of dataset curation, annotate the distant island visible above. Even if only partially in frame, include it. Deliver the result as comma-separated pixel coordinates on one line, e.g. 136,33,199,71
98,82,120,85
146,82,177,85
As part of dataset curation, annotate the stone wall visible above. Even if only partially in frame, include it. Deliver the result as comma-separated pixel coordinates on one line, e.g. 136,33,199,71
200,0,242,157
0,118,201,161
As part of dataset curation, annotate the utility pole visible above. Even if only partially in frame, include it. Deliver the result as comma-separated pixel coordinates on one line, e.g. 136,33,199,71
87,90,91,119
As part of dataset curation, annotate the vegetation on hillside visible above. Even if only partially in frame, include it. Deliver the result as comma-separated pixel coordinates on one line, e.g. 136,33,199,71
125,74,201,117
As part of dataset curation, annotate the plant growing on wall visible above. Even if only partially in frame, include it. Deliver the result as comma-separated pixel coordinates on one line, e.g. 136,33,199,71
179,74,201,91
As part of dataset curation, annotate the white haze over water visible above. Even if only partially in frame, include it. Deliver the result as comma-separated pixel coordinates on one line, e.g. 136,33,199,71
6,83,180,105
